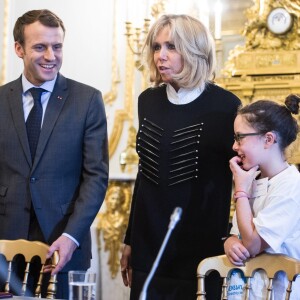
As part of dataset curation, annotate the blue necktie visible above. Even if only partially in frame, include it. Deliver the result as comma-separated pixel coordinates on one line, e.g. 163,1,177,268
26,88,46,160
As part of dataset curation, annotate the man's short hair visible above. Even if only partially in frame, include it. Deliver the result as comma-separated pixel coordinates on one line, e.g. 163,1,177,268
13,9,65,46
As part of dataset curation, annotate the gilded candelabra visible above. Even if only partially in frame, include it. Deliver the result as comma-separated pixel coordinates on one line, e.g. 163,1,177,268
124,0,166,71
125,19,151,71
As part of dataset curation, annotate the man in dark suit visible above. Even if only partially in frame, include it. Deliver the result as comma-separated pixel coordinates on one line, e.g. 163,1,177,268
0,9,108,298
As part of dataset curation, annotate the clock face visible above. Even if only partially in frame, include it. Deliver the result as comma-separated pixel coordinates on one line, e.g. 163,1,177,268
267,7,293,35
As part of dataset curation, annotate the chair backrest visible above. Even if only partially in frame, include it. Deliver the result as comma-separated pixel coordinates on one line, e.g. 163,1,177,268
197,253,300,300
0,239,59,299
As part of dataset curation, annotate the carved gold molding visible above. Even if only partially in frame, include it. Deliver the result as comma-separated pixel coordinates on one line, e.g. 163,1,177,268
108,42,134,158
0,0,9,86
108,111,131,158
103,0,120,106
151,0,166,19
96,181,133,278
228,50,300,77
119,125,139,172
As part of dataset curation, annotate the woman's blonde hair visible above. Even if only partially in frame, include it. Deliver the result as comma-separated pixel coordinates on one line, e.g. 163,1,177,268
143,14,216,89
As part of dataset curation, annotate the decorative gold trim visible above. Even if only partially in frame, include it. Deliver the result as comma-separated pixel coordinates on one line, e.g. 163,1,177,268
124,41,135,121
119,125,139,172
108,28,135,158
151,0,166,20
103,0,120,106
108,110,130,158
0,0,9,86
230,50,300,76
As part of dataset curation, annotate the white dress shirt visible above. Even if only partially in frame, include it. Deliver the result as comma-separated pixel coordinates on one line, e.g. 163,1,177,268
166,83,205,105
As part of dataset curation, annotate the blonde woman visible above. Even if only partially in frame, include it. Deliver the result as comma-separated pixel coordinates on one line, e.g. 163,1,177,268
121,14,241,299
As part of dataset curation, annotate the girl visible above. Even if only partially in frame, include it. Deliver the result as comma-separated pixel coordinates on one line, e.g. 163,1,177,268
225,95,300,299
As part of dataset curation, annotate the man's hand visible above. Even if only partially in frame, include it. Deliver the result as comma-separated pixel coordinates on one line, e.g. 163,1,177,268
46,235,77,275
120,244,132,287
224,236,250,266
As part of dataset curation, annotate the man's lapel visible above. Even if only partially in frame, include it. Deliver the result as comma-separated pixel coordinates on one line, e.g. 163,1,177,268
33,74,69,169
8,77,32,166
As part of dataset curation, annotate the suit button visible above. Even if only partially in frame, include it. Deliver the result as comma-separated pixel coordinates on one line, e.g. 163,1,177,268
30,177,37,182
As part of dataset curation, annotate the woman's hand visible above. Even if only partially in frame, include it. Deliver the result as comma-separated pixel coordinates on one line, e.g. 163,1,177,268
224,236,250,266
120,244,132,287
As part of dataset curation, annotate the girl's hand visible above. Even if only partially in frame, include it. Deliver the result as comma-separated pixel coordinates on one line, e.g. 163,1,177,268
224,236,250,266
229,156,258,193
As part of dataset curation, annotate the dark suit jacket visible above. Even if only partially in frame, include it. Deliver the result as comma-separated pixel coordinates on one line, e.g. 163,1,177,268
0,73,109,271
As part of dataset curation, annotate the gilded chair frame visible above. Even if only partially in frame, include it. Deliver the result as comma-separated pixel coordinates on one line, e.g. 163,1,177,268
0,239,59,299
197,253,300,300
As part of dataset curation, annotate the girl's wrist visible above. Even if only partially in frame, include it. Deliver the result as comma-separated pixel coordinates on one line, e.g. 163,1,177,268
234,195,249,202
234,190,249,197
233,190,249,202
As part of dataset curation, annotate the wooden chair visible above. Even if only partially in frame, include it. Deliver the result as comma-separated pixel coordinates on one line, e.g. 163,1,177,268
197,253,300,300
0,239,59,299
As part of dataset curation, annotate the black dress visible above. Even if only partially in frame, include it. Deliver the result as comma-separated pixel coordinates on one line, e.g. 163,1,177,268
124,83,241,299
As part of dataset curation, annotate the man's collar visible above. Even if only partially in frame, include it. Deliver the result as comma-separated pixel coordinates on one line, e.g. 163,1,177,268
21,74,57,94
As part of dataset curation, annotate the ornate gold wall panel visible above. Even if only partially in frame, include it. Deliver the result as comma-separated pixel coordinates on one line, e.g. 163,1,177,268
231,51,300,76
107,16,136,159
218,74,300,164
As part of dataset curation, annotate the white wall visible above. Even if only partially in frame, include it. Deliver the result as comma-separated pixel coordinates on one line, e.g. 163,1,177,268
3,0,115,85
